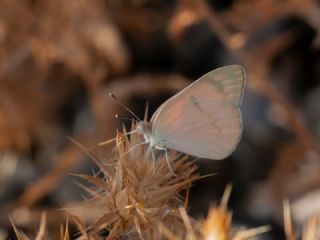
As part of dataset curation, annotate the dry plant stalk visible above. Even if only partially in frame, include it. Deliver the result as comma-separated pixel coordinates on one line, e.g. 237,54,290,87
10,212,70,240
284,200,319,240
201,206,270,240
66,122,200,239
201,185,270,240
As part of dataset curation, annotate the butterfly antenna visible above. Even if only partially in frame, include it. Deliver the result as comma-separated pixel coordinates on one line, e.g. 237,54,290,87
115,114,133,122
109,93,141,121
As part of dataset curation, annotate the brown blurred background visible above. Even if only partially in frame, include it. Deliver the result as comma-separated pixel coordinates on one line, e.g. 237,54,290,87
1,0,320,238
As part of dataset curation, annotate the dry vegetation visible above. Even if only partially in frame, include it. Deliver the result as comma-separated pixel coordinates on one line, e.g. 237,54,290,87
1,0,320,239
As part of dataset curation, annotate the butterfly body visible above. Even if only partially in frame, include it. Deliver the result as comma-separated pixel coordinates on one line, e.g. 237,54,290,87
136,121,166,149
136,65,246,160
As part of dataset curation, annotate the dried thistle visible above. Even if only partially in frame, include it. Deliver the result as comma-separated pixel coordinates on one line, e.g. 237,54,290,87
157,185,270,240
201,185,270,240
11,140,271,240
201,185,232,240
284,200,320,240
66,122,200,239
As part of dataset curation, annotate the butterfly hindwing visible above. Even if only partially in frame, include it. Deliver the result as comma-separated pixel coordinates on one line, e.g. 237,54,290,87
150,65,245,159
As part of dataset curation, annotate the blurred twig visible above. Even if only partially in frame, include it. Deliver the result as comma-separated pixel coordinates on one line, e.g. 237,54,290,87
18,145,83,207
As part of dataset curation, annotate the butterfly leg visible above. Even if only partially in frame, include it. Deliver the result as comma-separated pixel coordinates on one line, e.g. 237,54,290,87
124,129,138,135
154,146,176,176
120,141,147,158
164,149,176,176
150,145,156,174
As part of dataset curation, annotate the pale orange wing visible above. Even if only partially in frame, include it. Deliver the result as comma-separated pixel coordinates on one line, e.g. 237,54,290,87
150,65,246,159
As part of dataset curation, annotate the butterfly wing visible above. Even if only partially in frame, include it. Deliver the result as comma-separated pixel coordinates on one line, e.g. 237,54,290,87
150,65,245,159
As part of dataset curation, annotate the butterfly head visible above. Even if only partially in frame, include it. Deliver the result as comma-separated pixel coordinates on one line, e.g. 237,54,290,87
136,121,152,135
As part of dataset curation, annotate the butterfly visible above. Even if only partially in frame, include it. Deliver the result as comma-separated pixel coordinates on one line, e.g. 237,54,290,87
134,65,246,160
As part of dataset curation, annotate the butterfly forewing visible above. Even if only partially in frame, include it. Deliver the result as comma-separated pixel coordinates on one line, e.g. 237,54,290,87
150,65,245,159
